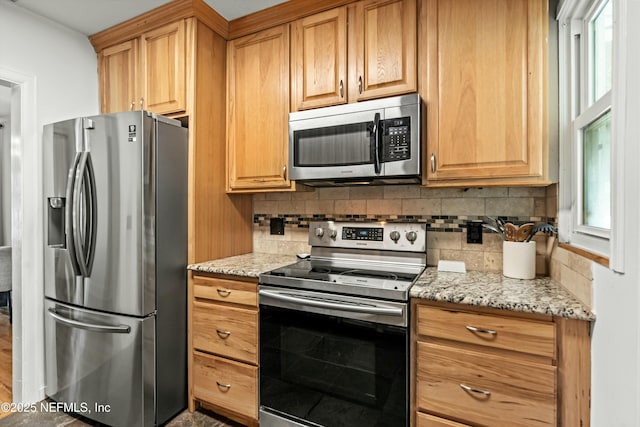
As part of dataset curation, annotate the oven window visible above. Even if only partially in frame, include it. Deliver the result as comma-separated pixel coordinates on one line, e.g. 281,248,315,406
260,305,407,427
293,122,374,167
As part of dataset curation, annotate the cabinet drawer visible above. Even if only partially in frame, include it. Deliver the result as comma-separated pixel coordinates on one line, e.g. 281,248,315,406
193,301,258,364
417,412,470,427
416,342,556,427
416,305,555,358
193,275,257,307
193,351,258,420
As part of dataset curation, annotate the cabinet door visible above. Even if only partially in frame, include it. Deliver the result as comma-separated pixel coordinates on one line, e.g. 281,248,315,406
291,7,347,110
350,0,417,101
140,20,186,115
424,0,547,182
227,25,291,191
99,39,138,114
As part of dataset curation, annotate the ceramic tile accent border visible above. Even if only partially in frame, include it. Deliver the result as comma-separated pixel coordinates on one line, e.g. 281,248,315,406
252,185,555,275
253,213,552,232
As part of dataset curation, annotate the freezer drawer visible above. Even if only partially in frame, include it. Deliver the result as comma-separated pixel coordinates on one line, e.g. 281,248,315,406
44,300,155,427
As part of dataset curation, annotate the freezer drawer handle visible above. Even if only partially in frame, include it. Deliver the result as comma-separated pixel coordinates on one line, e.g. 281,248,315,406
48,308,131,334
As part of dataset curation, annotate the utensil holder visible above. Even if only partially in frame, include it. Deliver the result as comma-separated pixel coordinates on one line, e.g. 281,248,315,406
503,241,536,279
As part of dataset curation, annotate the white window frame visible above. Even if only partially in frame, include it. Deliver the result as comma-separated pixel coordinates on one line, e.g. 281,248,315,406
557,0,620,267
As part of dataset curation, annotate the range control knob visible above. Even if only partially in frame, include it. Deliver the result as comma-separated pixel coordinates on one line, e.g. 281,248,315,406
389,231,401,243
315,227,324,238
329,229,338,239
406,231,417,244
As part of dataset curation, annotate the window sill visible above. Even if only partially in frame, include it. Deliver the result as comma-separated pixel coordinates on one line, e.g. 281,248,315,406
558,243,610,268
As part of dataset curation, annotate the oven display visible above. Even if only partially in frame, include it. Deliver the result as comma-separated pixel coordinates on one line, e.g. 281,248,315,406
342,227,384,241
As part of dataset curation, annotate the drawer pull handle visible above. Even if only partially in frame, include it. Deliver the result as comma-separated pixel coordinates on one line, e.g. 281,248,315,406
216,330,231,338
460,383,491,396
465,325,497,335
216,381,231,391
216,288,231,297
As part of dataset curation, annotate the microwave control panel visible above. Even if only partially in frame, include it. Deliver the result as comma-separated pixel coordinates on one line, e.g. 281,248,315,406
382,117,411,162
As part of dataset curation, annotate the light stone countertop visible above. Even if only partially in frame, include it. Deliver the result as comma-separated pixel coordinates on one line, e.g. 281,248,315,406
411,267,595,321
188,253,595,321
187,252,295,278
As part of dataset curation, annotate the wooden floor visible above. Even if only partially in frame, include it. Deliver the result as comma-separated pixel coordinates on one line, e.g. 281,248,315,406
0,313,11,420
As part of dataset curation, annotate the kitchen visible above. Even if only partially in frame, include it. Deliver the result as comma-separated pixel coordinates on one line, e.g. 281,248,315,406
0,0,638,426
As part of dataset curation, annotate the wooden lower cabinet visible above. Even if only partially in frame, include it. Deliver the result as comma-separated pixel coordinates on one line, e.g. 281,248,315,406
412,301,591,427
190,273,259,426
193,352,258,420
416,342,556,426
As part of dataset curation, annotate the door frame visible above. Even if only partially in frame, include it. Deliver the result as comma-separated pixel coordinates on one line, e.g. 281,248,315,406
0,67,44,404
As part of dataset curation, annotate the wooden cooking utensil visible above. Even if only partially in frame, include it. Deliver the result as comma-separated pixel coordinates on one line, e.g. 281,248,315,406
516,223,535,242
503,223,518,242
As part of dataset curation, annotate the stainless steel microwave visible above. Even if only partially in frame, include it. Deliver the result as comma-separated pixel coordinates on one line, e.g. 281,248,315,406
288,93,421,186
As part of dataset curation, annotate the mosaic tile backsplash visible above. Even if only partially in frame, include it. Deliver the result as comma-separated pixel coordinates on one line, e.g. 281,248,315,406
253,185,556,275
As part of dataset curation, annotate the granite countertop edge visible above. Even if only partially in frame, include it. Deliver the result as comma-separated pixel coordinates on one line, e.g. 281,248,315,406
410,267,595,322
187,254,595,322
187,252,294,278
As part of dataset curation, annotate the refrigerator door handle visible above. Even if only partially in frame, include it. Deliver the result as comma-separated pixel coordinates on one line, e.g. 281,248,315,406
72,152,97,277
65,152,82,276
72,152,90,277
47,308,131,334
83,154,97,274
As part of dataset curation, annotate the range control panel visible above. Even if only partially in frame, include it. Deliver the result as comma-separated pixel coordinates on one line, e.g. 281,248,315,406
309,221,426,252
342,226,384,241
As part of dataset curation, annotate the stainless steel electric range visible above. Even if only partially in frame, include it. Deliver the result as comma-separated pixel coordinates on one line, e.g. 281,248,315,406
259,221,427,427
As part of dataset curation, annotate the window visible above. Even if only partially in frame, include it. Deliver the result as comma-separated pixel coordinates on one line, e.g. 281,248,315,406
558,0,613,257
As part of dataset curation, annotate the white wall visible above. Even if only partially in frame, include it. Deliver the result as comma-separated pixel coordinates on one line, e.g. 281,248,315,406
590,0,640,425
0,2,99,403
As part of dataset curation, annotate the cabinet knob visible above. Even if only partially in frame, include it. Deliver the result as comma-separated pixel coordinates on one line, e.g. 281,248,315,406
130,101,135,111
139,97,144,110
216,329,231,339
216,288,231,297
216,381,231,391
465,325,497,335
460,383,491,396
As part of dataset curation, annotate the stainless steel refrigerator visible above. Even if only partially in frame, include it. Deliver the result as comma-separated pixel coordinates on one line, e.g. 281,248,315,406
43,111,188,427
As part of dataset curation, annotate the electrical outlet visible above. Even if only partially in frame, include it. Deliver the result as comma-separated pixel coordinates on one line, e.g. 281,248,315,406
466,222,483,244
270,217,285,235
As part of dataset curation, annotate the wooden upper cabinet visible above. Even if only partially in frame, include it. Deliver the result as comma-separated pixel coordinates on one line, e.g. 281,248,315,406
350,0,417,101
423,0,549,185
98,19,188,115
291,0,416,110
291,7,347,111
140,20,187,115
99,39,139,114
227,24,292,192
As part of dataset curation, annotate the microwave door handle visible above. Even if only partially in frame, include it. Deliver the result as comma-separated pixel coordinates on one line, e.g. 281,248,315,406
373,112,382,174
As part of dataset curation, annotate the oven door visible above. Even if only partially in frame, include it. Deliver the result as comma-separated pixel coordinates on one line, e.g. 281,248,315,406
259,286,408,427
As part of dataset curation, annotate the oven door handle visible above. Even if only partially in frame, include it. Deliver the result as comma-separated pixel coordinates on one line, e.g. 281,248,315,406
259,289,404,317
